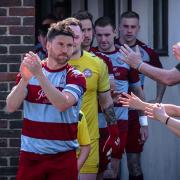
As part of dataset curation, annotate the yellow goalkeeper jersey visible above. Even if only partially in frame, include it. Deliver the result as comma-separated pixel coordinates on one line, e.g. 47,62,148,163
69,51,110,140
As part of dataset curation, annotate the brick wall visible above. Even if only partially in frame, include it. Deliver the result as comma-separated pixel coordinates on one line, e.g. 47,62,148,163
0,0,35,179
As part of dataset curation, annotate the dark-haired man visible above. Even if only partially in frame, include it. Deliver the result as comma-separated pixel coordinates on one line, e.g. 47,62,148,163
6,22,86,180
116,11,166,180
63,17,121,180
93,16,146,180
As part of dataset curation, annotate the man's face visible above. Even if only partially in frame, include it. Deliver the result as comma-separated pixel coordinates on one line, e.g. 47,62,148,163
47,35,74,65
95,25,116,52
119,17,140,44
69,25,84,54
80,19,93,49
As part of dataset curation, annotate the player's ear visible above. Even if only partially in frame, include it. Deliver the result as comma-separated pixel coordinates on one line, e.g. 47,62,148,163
46,41,50,50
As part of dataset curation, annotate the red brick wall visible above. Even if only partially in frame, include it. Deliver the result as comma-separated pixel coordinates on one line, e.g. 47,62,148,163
0,0,35,179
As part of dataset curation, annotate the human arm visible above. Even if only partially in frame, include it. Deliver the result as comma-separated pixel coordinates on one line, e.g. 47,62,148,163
130,86,148,142
149,82,166,103
97,58,120,156
78,145,91,171
120,44,180,86
162,104,180,117
145,104,180,136
99,91,120,155
120,92,180,117
6,79,28,113
172,42,180,60
119,92,151,110
22,52,79,111
6,59,32,112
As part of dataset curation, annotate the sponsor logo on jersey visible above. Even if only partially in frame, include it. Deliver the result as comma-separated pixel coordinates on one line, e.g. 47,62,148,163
36,89,46,101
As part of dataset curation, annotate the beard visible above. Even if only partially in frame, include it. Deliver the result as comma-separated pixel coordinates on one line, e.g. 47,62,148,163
49,51,70,65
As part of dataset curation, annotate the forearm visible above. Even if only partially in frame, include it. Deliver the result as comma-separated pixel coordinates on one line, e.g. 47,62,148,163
78,145,90,171
36,73,75,111
168,126,180,137
166,117,180,136
140,64,180,85
99,91,117,125
6,78,28,112
164,104,180,117
131,86,145,116
155,83,166,103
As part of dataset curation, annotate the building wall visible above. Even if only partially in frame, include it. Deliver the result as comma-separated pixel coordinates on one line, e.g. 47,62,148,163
121,0,180,180
0,0,35,179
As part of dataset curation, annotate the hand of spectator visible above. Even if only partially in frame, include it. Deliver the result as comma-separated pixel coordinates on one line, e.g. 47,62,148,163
145,103,169,123
172,42,180,61
119,92,146,111
119,44,143,69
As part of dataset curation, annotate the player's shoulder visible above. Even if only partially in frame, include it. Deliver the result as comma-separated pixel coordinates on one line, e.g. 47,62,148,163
83,50,104,64
136,39,153,50
66,64,84,76
136,39,158,55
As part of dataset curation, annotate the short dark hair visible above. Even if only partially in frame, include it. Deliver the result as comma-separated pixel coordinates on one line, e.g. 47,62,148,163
73,10,93,22
73,10,94,28
47,21,74,41
38,24,50,37
62,17,82,30
120,11,139,22
94,16,115,30
54,1,65,8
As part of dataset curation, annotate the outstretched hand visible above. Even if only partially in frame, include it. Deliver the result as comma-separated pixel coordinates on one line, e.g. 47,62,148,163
172,42,180,61
118,92,145,111
145,103,168,123
119,44,142,69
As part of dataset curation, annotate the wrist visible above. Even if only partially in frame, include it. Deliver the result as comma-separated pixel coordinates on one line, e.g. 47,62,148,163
139,115,148,126
36,72,45,80
162,116,170,125
136,62,144,71
165,116,170,125
159,115,169,124
20,78,29,87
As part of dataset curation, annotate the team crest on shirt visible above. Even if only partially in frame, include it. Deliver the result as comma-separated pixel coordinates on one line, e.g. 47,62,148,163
83,69,92,78
116,57,124,65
